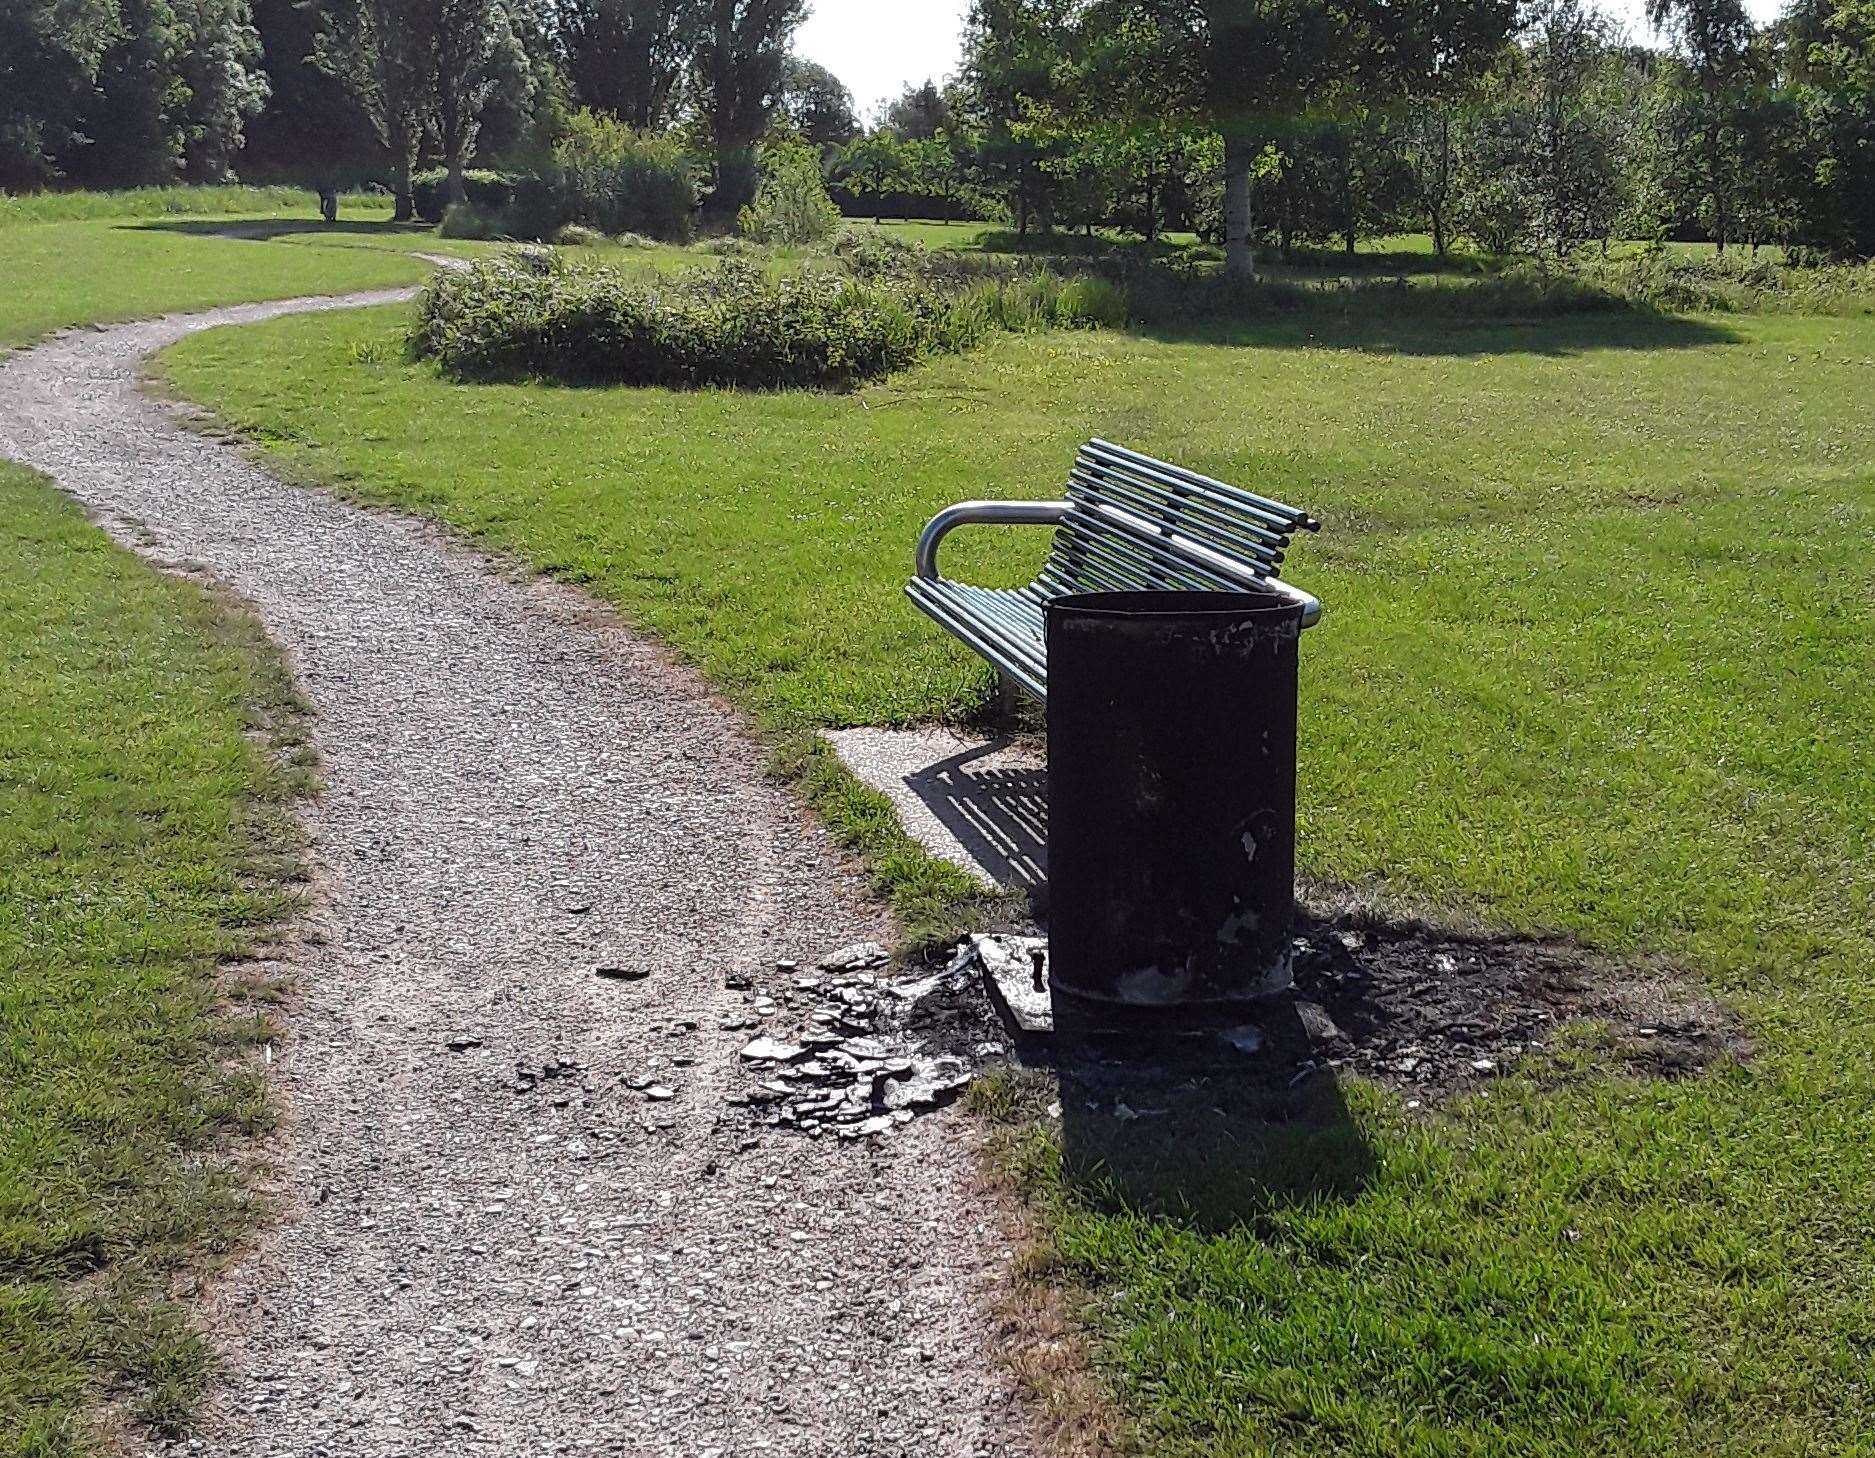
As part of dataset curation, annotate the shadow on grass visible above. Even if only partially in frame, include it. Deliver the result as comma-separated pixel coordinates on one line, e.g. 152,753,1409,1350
1126,294,1741,358
974,227,1505,280
125,219,436,241
1045,1029,1378,1233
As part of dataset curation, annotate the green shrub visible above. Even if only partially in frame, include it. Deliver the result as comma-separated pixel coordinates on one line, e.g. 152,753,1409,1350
413,169,518,224
553,222,609,247
738,143,842,246
413,253,999,389
438,204,504,240
829,226,929,279
612,231,658,249
547,111,696,241
698,235,763,257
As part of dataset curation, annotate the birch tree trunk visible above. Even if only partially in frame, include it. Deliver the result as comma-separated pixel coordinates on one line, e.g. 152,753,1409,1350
1223,130,1256,277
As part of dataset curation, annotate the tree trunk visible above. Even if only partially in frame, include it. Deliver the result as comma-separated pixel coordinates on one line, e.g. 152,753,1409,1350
391,131,416,223
1223,131,1255,277
1431,211,1446,257
446,152,468,208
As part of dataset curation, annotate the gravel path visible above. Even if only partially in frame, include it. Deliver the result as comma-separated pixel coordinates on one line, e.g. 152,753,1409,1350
0,296,1025,1457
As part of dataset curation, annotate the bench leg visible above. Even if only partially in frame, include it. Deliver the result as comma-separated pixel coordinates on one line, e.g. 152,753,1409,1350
994,671,1024,727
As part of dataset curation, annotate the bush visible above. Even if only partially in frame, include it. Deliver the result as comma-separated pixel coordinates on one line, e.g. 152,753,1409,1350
829,226,929,278
413,169,518,224
438,204,504,240
553,222,609,247
413,254,973,389
738,143,842,246
548,111,696,241
698,235,763,258
612,231,658,249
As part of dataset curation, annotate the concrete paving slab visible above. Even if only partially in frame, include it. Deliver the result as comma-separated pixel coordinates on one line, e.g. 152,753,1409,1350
825,727,1047,891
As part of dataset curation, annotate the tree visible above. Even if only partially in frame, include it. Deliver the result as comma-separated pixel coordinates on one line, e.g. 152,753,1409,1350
249,0,385,187
429,0,532,205
837,132,911,220
559,0,706,128
1778,0,1875,255
882,78,952,138
1451,0,1626,257
1645,0,1759,248
1405,97,1464,256
317,0,431,217
781,56,860,145
959,0,1079,235
0,0,120,187
692,0,806,220
317,0,533,214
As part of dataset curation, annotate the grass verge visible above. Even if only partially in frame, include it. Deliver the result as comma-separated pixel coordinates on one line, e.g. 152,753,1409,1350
154,293,1875,1453
0,463,311,1456
0,211,431,349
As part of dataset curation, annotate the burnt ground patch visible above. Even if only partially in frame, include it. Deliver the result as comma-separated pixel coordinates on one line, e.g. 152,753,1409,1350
972,908,1748,1228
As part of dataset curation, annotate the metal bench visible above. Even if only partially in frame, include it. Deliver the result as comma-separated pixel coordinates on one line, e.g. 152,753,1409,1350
906,439,1322,703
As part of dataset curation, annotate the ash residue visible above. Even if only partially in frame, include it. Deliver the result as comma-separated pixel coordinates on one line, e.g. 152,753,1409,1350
1278,915,1743,1101
724,941,1008,1140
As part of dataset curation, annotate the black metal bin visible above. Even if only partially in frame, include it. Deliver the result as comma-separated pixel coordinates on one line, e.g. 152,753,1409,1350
1046,588,1304,1019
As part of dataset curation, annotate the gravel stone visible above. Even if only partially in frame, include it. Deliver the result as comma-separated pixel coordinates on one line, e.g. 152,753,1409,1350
0,295,1026,1457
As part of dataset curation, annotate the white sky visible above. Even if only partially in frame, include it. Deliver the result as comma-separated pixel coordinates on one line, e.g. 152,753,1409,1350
795,0,973,120
796,0,1790,122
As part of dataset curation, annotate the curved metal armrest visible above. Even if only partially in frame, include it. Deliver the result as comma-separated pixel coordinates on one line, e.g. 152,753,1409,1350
914,500,1072,580
1259,574,1324,629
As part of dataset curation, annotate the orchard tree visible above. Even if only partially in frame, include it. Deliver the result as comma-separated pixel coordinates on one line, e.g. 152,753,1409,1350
1779,0,1875,255
837,132,910,220
1646,0,1759,247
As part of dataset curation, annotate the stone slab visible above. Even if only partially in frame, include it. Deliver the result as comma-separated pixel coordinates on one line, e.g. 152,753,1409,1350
824,727,1047,891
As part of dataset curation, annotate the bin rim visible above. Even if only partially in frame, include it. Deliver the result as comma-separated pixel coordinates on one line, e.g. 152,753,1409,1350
1046,588,1304,620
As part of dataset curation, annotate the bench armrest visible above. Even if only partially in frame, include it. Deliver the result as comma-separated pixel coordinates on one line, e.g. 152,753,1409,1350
1258,574,1324,629
915,500,1072,580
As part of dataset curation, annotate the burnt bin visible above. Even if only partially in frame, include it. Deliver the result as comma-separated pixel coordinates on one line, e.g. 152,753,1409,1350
1045,588,1304,1021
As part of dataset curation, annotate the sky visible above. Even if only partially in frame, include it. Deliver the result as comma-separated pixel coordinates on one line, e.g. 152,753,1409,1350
795,0,973,120
795,0,1789,122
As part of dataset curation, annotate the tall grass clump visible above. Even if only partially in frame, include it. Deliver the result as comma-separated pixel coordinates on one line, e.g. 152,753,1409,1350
1577,247,1875,315
0,183,315,227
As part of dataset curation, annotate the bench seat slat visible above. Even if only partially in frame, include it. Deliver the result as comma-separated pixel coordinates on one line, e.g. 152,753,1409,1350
1067,465,1291,560
1082,439,1319,534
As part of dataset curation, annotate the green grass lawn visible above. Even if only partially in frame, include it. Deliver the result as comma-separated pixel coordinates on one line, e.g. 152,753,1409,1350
158,297,1875,1454
0,194,439,1457
0,463,310,1457
0,207,436,349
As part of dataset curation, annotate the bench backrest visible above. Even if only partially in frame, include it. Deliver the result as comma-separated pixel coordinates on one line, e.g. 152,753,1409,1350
1035,440,1321,598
